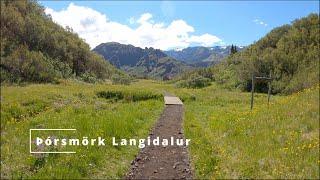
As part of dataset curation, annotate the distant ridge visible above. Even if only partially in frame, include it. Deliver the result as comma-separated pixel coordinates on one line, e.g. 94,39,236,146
164,46,245,67
93,42,191,79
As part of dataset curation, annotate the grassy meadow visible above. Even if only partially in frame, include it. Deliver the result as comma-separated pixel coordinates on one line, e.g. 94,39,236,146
1,80,165,179
183,84,319,179
1,80,319,179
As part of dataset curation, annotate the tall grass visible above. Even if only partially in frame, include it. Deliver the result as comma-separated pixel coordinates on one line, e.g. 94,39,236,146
0,80,163,179
1,80,318,179
183,85,319,179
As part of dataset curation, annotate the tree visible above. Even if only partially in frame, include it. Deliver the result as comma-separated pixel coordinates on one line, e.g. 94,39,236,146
230,44,238,55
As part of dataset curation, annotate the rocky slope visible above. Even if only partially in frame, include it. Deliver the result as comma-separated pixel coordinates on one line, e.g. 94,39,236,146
165,46,245,67
93,42,190,79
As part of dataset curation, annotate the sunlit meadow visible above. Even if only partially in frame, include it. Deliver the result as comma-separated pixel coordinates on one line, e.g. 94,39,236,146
1,80,319,179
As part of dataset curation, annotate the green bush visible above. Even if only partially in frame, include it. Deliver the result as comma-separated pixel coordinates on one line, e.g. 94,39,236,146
111,74,131,85
51,59,73,79
176,75,211,89
80,72,98,83
96,91,124,101
179,94,197,102
1,45,57,83
97,90,162,102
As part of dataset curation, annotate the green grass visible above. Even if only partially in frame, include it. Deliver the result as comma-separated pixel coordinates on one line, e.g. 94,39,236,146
183,84,319,179
1,80,319,179
1,80,164,179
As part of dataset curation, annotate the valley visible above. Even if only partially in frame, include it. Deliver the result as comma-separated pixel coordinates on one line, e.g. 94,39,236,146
1,80,318,179
1,1,319,179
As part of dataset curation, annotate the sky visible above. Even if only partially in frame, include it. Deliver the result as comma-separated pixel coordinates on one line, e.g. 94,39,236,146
40,1,319,50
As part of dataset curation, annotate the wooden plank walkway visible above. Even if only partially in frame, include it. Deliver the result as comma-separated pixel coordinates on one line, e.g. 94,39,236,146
164,96,183,105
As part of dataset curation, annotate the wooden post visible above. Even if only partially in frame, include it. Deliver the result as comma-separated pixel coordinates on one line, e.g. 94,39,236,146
267,72,272,105
251,74,254,110
267,82,271,105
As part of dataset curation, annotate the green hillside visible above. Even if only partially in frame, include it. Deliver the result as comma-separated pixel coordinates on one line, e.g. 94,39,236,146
213,13,319,94
130,56,190,79
173,14,319,93
0,0,118,83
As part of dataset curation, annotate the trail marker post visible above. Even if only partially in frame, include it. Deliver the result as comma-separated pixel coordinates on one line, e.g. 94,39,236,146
251,74,255,110
250,72,272,110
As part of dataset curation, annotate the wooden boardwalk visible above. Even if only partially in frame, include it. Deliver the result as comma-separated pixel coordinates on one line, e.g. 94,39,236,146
164,96,183,105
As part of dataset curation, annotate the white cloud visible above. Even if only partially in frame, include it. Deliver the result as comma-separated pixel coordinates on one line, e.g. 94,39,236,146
128,17,135,25
45,3,223,50
253,19,268,27
188,34,222,47
137,13,153,24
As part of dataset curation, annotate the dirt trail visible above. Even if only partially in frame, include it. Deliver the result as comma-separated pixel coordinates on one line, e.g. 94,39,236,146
125,97,192,179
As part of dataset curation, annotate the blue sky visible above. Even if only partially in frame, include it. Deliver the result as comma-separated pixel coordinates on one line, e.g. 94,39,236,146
40,1,319,50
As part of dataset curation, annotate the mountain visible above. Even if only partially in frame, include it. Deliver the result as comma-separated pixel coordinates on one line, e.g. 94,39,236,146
93,42,191,79
1,0,118,83
164,46,245,67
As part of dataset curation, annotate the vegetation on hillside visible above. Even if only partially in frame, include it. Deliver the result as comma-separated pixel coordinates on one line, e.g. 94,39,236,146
111,74,133,85
213,13,319,94
175,75,211,89
173,14,319,94
172,68,214,88
0,0,118,84
130,56,190,79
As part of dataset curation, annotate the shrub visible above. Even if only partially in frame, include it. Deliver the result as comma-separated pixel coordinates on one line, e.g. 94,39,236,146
1,45,58,83
80,72,98,83
97,91,124,101
176,75,211,89
111,74,131,85
97,90,162,102
179,94,197,102
51,59,73,79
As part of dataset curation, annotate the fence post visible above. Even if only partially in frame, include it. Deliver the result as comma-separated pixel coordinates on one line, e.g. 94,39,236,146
251,74,255,110
267,72,272,105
